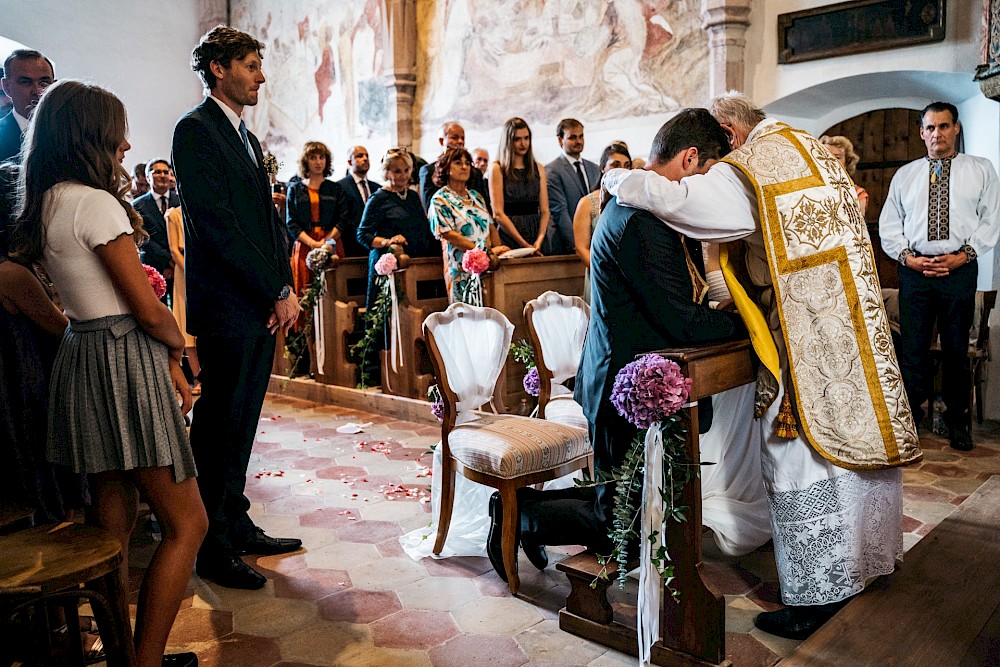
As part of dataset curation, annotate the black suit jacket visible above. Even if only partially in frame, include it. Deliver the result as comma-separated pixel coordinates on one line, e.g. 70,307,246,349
418,161,490,215
133,190,179,273
334,174,380,257
0,112,23,165
575,197,745,426
172,98,293,337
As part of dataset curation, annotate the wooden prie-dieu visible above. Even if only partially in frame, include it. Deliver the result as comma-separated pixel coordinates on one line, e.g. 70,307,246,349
557,339,755,667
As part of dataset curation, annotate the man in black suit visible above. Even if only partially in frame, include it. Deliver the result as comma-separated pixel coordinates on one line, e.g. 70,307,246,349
487,110,745,579
419,121,490,214
0,49,54,164
0,50,54,251
133,158,178,301
172,26,302,590
334,145,380,257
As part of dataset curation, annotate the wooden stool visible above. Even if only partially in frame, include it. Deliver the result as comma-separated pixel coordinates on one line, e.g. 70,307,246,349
0,521,136,666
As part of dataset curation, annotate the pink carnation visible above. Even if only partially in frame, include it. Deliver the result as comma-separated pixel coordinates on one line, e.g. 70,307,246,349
462,247,491,275
143,264,167,299
610,355,691,429
374,252,398,276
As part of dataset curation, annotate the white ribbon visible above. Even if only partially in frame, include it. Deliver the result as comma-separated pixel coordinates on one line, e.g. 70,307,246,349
314,271,326,373
637,423,664,666
388,273,403,372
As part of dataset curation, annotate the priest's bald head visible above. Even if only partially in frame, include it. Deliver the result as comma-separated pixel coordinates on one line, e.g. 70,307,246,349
708,91,765,150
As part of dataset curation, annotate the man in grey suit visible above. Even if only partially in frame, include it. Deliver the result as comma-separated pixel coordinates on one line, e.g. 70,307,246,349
544,118,600,255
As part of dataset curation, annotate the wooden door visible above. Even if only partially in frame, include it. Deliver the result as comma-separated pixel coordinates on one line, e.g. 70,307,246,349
823,108,926,288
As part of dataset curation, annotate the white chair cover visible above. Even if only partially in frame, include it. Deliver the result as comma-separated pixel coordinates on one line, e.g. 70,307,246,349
423,303,514,422
528,291,589,391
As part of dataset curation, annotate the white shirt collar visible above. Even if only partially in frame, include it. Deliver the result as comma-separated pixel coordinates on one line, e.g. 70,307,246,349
352,172,366,185
208,95,243,134
563,153,582,166
12,109,29,132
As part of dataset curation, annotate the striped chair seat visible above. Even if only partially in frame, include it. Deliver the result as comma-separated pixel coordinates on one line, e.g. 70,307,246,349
543,396,588,431
449,413,590,479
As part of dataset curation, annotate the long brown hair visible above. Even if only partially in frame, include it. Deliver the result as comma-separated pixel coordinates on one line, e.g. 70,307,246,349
10,80,145,263
497,117,538,182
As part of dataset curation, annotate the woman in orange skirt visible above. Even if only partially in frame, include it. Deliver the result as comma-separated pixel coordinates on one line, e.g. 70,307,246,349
286,141,348,296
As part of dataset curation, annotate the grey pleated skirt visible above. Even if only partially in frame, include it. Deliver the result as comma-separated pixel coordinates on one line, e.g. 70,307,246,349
46,314,197,482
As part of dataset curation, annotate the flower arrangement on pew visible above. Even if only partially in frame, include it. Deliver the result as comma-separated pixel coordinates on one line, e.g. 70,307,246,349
351,245,408,388
581,354,695,593
428,384,444,422
509,338,540,397
285,245,338,378
457,247,493,306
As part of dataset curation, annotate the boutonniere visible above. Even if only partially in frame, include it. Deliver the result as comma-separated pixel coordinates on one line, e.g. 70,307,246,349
262,152,280,178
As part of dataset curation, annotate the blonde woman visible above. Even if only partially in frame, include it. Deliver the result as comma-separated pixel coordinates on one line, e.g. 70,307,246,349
820,134,869,217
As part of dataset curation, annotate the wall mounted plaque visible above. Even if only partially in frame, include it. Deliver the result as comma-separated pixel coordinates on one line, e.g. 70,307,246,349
778,0,946,64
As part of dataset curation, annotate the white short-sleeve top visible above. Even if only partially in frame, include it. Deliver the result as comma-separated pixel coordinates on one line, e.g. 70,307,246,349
41,181,135,321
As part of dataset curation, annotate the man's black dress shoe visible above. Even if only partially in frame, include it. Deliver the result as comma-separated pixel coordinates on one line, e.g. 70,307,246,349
487,492,507,582
753,599,848,640
163,652,198,666
196,553,266,590
232,528,303,555
520,535,548,571
949,426,974,452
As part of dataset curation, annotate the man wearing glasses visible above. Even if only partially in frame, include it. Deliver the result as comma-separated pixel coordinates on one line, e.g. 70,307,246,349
134,158,180,302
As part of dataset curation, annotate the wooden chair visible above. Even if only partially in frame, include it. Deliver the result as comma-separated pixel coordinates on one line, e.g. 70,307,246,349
0,521,136,666
523,291,589,430
970,290,997,424
423,303,591,594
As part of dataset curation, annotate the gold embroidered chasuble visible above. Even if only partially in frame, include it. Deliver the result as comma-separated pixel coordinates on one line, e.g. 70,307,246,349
721,122,921,471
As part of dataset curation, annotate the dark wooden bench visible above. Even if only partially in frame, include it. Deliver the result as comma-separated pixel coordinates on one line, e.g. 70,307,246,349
782,474,1000,666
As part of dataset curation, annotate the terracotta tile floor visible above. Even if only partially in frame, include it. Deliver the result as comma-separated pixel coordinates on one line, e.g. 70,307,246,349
123,395,1000,667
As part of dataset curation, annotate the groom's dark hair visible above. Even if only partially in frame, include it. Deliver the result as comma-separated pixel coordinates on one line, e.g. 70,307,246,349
649,109,731,166
191,25,265,91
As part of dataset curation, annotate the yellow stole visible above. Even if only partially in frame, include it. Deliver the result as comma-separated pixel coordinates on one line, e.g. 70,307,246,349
721,122,921,470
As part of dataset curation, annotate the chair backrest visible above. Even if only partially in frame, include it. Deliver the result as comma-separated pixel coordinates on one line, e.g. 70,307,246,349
973,290,997,351
424,303,514,417
524,291,590,410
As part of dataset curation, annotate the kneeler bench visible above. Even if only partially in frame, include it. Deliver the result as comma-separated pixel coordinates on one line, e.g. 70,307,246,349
781,474,1000,667
556,340,753,667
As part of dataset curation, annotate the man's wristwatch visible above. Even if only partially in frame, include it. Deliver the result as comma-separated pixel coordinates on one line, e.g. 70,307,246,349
277,285,291,301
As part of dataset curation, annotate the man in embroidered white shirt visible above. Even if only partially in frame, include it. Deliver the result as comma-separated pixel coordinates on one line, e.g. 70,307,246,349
880,101,1000,451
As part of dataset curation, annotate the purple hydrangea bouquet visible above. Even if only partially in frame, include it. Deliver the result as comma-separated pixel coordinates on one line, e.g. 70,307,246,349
587,354,694,592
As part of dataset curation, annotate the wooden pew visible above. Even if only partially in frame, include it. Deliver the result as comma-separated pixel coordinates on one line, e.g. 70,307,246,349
312,258,369,387
482,256,585,412
380,257,448,399
557,339,754,667
782,474,1000,667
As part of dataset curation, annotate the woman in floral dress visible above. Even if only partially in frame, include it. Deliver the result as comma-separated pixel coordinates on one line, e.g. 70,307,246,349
427,147,508,303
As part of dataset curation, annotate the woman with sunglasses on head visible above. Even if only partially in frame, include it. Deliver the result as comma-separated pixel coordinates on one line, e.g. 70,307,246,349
11,80,206,667
356,147,438,316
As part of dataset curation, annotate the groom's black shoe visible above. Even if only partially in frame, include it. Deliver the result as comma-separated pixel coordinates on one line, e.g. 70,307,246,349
487,492,507,582
232,528,303,556
753,599,849,640
520,535,548,571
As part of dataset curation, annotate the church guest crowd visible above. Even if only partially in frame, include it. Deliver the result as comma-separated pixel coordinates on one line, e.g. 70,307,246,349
0,20,996,666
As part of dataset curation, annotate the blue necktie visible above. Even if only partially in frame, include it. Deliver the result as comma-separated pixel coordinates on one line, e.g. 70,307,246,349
239,120,257,166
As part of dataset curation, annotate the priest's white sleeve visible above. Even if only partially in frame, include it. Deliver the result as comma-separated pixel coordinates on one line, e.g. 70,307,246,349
603,165,758,242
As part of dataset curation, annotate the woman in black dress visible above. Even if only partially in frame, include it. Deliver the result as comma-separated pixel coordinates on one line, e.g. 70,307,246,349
488,117,550,253
357,148,438,313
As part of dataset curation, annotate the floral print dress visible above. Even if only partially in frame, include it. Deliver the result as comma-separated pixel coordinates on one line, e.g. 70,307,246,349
428,186,493,303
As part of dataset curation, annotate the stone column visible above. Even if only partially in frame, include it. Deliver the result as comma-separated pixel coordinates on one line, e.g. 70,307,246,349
700,0,752,97
382,0,418,148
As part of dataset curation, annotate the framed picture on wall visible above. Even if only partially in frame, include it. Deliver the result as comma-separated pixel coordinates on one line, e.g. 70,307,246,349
778,0,946,65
